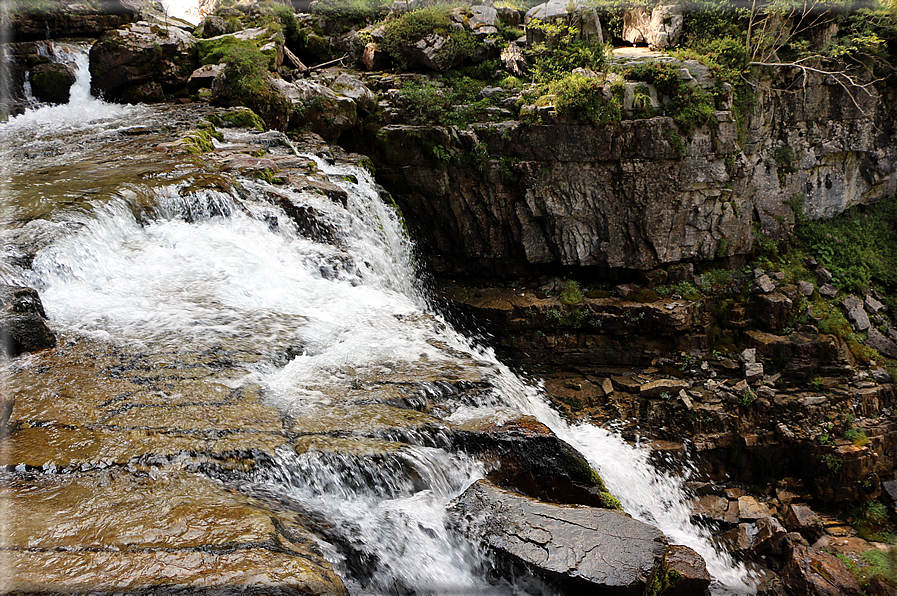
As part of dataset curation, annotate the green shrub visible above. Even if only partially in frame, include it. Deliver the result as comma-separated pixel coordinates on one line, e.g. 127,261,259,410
560,280,584,305
311,0,389,23
623,61,716,133
216,44,290,130
528,38,606,84
795,194,897,300
382,5,478,69
546,74,622,125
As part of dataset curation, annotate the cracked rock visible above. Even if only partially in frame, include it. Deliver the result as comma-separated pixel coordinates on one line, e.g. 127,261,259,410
448,480,668,593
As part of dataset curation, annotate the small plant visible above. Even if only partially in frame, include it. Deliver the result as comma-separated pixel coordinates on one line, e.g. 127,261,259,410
810,376,824,390
822,454,842,473
739,387,756,407
659,391,671,401
560,280,583,305
846,428,870,448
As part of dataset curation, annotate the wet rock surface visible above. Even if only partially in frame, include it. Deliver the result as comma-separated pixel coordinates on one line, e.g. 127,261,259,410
0,285,56,356
449,480,667,594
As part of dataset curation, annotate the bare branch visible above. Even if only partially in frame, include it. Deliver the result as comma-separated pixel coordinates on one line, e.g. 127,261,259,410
748,59,881,114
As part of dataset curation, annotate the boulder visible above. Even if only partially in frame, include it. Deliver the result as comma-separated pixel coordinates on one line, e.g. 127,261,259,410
90,21,198,101
269,78,359,139
819,283,839,298
30,62,76,104
623,5,682,49
866,326,897,359
449,480,667,594
0,286,56,357
197,15,228,38
402,32,466,72
842,295,871,331
639,378,689,398
662,545,711,596
782,543,863,596
452,415,617,507
752,292,793,332
798,280,815,296
186,63,223,92
783,503,824,543
866,294,886,313
525,0,603,47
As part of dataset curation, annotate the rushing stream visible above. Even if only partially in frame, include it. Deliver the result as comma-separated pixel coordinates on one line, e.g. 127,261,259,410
1,45,757,594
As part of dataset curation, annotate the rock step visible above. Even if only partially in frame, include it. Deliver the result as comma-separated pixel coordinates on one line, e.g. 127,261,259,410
448,480,671,594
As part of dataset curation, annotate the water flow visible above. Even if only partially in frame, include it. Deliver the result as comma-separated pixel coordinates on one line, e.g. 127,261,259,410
3,42,135,130
8,96,755,593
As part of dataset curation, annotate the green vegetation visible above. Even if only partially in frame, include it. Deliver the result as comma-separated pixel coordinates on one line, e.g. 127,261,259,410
543,74,623,125
394,73,505,127
623,61,716,133
212,43,290,130
222,108,266,131
382,5,479,69
559,280,584,305
795,195,897,306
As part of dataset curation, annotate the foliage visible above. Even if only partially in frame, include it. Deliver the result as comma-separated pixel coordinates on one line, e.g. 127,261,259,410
795,194,897,300
655,281,700,299
546,74,623,125
845,427,870,447
272,4,300,42
311,0,389,24
197,35,279,69
623,61,716,132
527,37,607,84
215,43,290,130
381,4,479,69
222,109,266,131
395,74,504,127
861,547,897,584
560,280,584,305
853,499,896,542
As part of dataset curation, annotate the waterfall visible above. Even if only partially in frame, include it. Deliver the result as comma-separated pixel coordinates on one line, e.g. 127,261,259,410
3,95,757,594
7,42,135,128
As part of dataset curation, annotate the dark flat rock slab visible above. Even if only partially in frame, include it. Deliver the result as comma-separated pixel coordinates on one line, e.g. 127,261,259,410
449,480,667,594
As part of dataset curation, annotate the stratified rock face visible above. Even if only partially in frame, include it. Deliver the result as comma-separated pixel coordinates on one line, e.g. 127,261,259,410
89,20,197,101
370,68,896,276
375,117,751,275
448,480,668,594
6,0,138,41
0,285,55,357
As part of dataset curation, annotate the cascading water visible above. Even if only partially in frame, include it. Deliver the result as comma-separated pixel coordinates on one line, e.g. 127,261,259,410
1,48,757,594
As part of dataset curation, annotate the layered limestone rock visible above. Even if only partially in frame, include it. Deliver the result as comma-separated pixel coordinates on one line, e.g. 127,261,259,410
367,66,897,277
3,0,138,42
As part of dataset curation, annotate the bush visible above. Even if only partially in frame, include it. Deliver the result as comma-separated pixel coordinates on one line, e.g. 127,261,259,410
547,74,622,125
623,60,716,132
311,0,390,26
381,5,478,69
795,194,897,300
528,38,606,84
215,44,290,130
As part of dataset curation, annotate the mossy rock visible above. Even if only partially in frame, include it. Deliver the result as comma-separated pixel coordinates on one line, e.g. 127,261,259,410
30,63,75,104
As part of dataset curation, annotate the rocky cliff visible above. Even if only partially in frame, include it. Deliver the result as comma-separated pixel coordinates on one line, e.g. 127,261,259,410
367,68,897,277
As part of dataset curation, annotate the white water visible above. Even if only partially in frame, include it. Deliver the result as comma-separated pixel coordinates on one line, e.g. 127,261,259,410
3,41,138,130
3,45,757,594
